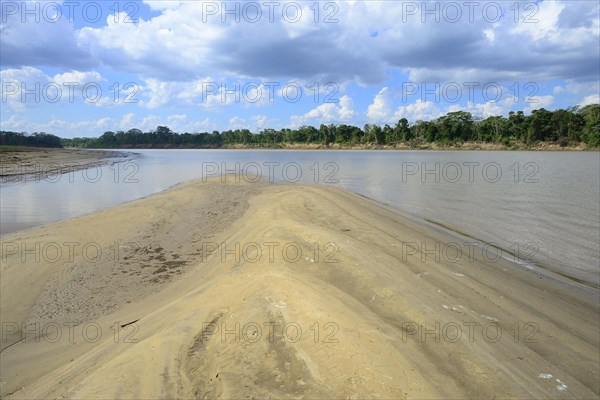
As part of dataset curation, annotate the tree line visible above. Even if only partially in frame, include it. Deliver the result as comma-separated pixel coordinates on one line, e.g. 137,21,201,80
0,131,63,148
4,104,600,149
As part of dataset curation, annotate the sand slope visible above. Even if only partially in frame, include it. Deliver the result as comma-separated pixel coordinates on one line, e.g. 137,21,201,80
1,180,598,399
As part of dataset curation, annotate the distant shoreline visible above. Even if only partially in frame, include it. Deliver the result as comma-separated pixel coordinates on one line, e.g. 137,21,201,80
224,141,594,151
73,141,595,151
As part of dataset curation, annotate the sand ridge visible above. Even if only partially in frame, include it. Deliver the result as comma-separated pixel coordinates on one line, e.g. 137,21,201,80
1,179,598,399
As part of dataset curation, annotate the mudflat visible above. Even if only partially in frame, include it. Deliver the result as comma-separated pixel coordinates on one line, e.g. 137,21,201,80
0,147,129,179
0,179,598,399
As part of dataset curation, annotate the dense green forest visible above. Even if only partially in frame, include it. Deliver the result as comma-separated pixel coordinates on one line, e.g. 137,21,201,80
65,105,600,149
0,131,63,148
3,105,599,149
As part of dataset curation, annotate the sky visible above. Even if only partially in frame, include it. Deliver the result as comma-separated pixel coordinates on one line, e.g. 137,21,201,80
1,0,599,138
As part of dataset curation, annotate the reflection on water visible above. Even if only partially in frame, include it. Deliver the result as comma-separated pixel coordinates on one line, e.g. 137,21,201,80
1,149,598,286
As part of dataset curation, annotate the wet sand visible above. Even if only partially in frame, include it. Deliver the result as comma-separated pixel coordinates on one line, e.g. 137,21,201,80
0,179,598,399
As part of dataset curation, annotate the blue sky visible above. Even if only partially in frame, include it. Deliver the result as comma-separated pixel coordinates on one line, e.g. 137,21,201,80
1,0,599,138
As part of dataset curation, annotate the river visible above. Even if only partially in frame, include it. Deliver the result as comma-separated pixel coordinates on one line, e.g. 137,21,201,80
1,149,598,287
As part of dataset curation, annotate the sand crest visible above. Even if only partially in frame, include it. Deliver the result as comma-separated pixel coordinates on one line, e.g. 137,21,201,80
1,179,598,399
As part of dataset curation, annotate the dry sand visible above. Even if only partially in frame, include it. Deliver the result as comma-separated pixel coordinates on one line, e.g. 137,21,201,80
0,179,598,399
0,147,130,180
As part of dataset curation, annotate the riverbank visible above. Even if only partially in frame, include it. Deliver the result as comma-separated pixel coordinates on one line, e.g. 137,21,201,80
78,141,595,151
225,141,593,151
1,179,598,399
0,147,131,180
